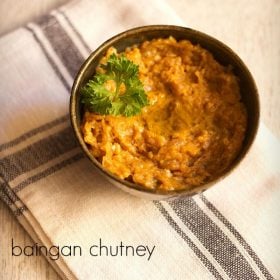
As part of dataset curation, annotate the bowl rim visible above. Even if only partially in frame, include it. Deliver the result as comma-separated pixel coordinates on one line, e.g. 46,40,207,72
70,24,260,198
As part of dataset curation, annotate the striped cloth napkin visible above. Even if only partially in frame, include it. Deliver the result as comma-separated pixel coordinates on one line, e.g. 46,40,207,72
0,0,280,279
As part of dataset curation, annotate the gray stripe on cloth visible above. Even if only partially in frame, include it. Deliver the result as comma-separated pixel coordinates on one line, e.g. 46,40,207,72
0,127,78,182
25,26,71,91
57,10,92,54
0,179,27,216
0,152,84,215
13,152,84,193
0,182,14,206
36,14,85,79
200,194,274,280
154,201,223,280
169,198,260,280
0,181,19,204
0,114,68,153
14,205,28,217
0,188,12,206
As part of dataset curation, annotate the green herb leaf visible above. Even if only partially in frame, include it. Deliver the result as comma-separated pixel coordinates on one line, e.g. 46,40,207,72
81,53,149,117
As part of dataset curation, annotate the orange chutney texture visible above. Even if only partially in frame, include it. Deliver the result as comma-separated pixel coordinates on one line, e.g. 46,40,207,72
82,37,247,191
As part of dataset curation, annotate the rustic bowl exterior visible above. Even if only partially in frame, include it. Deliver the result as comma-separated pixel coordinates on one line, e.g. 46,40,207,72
70,25,260,200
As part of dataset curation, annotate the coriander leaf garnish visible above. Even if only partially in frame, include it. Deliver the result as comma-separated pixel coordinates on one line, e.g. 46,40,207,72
81,53,149,117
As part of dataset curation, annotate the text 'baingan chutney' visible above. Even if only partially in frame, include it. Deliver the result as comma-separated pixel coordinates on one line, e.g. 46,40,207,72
81,37,247,191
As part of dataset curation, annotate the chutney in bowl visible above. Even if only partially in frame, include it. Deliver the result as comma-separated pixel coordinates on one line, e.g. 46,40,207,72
70,25,259,200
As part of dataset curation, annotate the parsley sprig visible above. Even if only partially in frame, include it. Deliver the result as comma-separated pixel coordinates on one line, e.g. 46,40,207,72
81,53,149,117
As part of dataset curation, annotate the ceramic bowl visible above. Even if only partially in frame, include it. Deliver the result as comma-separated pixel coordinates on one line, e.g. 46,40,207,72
70,25,259,200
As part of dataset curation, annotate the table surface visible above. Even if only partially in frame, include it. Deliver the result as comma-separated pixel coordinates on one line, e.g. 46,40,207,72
0,1,279,279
